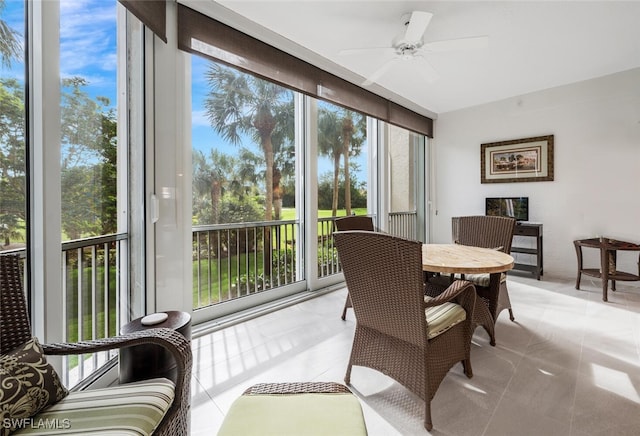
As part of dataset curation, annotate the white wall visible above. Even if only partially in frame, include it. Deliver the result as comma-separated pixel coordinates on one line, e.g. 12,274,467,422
432,68,640,280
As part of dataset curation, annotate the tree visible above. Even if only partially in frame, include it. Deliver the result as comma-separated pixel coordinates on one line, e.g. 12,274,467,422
204,63,294,279
99,107,118,234
193,149,236,224
0,213,21,247
60,77,117,239
236,143,295,221
204,63,294,222
317,164,367,211
266,101,295,220
0,0,22,68
0,78,25,246
317,106,366,215
318,109,342,216
340,110,366,215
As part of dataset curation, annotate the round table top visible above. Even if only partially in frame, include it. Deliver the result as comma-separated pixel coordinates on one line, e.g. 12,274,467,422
575,237,640,251
121,310,191,334
422,244,514,274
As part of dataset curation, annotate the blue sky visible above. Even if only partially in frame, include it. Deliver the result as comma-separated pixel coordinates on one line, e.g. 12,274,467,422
1,0,365,182
2,0,117,102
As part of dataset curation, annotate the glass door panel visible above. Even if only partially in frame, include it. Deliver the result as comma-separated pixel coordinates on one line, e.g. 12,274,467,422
190,56,304,316
315,100,369,281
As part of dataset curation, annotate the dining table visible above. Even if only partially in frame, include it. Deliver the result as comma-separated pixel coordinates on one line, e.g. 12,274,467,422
422,243,514,345
422,244,515,276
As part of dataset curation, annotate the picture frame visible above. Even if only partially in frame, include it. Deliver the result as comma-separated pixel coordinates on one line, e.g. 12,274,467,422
481,135,554,183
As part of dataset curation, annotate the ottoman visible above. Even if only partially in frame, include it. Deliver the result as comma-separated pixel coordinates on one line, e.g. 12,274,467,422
217,382,368,436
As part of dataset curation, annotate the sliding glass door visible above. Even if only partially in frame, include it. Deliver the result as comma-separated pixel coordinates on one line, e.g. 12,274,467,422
187,53,426,322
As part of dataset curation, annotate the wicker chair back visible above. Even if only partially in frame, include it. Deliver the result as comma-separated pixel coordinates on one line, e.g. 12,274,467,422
334,230,476,431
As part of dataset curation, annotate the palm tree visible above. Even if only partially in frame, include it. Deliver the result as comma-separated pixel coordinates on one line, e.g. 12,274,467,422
237,142,295,221
318,109,343,216
0,0,22,68
204,63,294,279
204,63,293,222
318,107,366,216
193,149,238,224
341,111,366,215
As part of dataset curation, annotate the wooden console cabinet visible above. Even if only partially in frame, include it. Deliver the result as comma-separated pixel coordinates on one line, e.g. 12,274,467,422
511,223,543,280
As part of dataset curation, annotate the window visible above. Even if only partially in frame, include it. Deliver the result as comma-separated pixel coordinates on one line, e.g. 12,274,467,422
58,0,123,385
191,56,302,313
0,0,26,255
0,0,135,387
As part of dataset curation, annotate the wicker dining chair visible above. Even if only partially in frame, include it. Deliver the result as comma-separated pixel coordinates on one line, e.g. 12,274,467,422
428,215,516,345
452,215,517,320
334,215,375,320
333,231,476,431
0,254,192,436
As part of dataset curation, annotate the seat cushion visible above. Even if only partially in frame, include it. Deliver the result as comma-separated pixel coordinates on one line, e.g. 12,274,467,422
11,378,174,435
218,392,367,436
453,272,507,287
424,297,467,339
0,338,68,436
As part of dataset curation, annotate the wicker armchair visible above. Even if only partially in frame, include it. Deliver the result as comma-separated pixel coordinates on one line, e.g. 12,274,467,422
0,254,192,435
333,231,476,431
334,215,375,320
429,215,516,345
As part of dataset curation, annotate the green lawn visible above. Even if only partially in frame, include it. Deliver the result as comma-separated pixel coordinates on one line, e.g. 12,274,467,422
192,209,366,308
280,208,367,220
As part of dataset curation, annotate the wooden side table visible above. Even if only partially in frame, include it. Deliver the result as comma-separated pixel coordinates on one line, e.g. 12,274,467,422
574,238,640,302
119,310,191,384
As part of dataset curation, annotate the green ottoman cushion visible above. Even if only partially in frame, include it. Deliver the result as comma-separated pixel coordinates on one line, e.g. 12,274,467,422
218,383,367,436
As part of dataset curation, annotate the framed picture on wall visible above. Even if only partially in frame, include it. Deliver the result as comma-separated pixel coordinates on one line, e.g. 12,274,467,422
481,135,554,183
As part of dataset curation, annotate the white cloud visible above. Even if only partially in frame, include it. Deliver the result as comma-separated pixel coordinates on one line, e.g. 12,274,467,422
59,0,117,76
192,110,211,127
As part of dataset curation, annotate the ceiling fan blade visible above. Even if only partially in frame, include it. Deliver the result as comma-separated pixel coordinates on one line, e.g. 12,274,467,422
338,47,396,57
412,56,439,83
404,11,433,43
362,57,400,86
423,36,489,53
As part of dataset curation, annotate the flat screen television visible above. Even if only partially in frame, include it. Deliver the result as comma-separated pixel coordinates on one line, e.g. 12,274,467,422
485,197,529,222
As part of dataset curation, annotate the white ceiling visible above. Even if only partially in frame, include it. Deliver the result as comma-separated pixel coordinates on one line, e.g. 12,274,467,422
183,1,640,117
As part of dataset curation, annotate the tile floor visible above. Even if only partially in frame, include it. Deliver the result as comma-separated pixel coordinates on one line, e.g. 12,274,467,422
190,274,640,435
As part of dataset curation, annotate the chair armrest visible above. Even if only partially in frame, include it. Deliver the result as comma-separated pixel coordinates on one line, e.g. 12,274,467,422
42,329,191,409
424,279,476,318
42,328,192,436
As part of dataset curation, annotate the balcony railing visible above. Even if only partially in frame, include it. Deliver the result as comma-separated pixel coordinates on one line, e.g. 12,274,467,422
60,233,128,386
388,210,418,240
192,220,300,309
1,234,127,387
2,211,417,386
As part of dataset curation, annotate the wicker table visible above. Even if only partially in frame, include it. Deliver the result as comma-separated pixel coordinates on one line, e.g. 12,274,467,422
574,237,640,301
119,310,191,384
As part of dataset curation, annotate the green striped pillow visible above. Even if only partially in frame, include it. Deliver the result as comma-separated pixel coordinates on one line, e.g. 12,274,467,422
453,272,507,287
10,378,174,435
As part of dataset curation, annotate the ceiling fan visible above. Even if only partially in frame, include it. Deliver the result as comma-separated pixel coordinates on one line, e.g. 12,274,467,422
340,11,488,86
